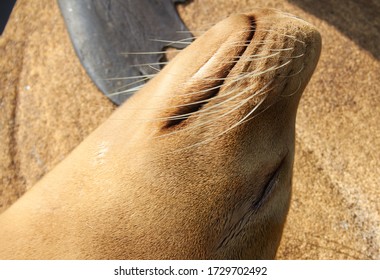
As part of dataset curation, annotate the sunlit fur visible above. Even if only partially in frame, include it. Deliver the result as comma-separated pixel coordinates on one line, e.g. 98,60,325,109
0,9,321,259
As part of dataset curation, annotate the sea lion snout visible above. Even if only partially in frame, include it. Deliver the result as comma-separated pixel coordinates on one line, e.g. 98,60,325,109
125,10,321,142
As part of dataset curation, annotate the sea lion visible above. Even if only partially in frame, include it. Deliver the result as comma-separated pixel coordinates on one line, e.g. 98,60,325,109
0,9,321,259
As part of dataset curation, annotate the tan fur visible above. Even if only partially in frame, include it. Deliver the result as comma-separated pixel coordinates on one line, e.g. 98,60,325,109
0,9,321,259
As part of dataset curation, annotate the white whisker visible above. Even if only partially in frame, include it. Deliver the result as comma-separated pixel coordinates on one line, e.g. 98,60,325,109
150,39,191,46
153,81,273,141
130,61,169,68
279,62,305,78
148,65,161,72
122,50,181,55
143,80,274,123
168,93,268,153
107,84,145,97
105,74,155,81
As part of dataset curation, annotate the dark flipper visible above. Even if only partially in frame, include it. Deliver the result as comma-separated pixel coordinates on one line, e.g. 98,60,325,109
0,0,17,35
58,0,192,105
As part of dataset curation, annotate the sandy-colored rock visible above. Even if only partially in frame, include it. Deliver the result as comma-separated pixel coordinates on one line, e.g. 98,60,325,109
0,0,115,210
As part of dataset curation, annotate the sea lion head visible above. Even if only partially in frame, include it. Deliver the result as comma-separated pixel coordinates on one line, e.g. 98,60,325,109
104,9,320,259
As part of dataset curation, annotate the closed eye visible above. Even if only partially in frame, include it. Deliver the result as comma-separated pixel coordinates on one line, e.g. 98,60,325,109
251,157,286,211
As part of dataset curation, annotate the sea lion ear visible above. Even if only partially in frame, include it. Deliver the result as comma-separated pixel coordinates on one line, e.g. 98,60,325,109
58,0,191,106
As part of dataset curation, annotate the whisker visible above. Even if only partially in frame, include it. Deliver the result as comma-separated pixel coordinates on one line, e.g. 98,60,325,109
176,30,197,34
107,84,145,97
168,92,268,153
107,13,308,115
120,40,296,101
142,57,294,104
127,62,278,111
186,57,294,86
219,58,294,82
105,74,155,81
148,65,161,72
150,40,191,46
122,50,182,56
279,62,305,78
242,51,282,61
130,61,169,68
289,52,305,59
106,76,151,96
143,80,274,123
268,47,294,52
153,81,273,142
